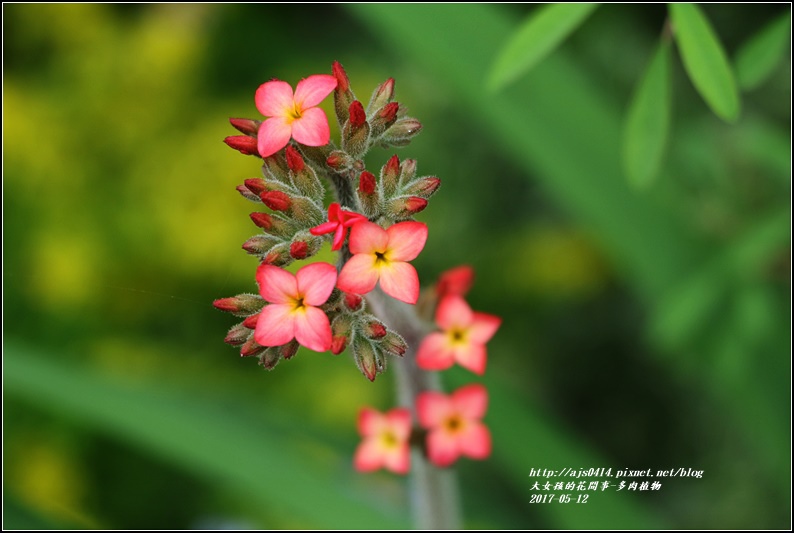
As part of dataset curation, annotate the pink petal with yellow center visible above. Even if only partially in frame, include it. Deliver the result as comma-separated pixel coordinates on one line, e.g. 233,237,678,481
469,312,501,344
309,221,339,236
384,442,410,474
386,221,428,262
385,408,412,441
348,221,389,254
255,80,295,117
291,107,331,147
452,383,488,420
416,332,455,371
436,295,473,331
295,262,337,306
417,391,454,429
256,264,298,304
254,303,296,347
354,438,385,472
358,408,387,437
258,116,293,157
293,306,332,352
337,253,380,295
293,74,337,108
458,422,492,459
379,261,419,304
452,342,487,375
426,429,461,467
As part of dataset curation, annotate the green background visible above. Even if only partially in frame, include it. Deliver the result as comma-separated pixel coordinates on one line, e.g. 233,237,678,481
3,4,790,529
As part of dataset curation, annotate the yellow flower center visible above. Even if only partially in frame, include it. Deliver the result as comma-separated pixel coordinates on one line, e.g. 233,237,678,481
291,296,306,313
448,327,468,345
374,251,390,267
286,103,303,123
443,414,464,434
379,430,398,449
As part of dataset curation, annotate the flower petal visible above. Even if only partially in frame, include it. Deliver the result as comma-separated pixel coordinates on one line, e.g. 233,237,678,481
258,116,292,158
331,224,345,251
417,391,454,429
426,429,460,468
256,264,297,304
451,383,488,420
386,221,428,262
453,342,487,375
358,407,386,437
255,80,295,117
379,261,419,304
435,295,473,331
291,107,330,147
337,253,379,295
458,422,491,460
309,221,339,236
354,438,385,472
385,408,412,441
383,442,410,474
348,221,389,255
469,312,502,344
327,202,342,222
416,332,455,371
293,306,332,352
295,262,337,306
254,304,295,347
293,74,337,108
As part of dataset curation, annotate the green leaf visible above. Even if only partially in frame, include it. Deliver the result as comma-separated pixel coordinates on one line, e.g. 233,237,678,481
670,3,741,122
622,41,672,189
487,3,599,92
735,12,791,91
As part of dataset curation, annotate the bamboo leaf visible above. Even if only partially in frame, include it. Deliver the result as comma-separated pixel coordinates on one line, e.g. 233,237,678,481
487,3,599,92
735,12,791,90
670,3,740,122
622,41,672,189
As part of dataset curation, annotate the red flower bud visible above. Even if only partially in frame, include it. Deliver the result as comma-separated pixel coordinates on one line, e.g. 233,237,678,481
280,340,300,359
240,337,267,357
349,100,366,128
384,155,400,179
381,331,407,357
242,313,260,329
249,212,273,230
405,196,428,214
332,61,350,93
289,240,309,259
229,117,260,136
213,294,265,316
404,176,441,198
224,323,251,346
242,235,273,255
344,292,363,311
243,178,267,196
331,335,348,355
285,145,305,173
364,320,387,340
379,102,399,123
260,191,292,212
224,135,259,156
372,78,395,107
359,171,376,195
236,184,261,202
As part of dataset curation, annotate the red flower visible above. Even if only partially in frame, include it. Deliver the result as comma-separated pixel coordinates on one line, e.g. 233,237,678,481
309,203,367,251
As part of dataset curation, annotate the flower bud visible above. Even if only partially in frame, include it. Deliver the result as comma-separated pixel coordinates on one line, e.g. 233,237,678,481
242,313,260,330
260,191,292,212
358,171,377,195
261,154,290,184
236,184,262,203
386,195,427,219
343,101,370,158
288,156,324,201
362,316,388,340
344,292,363,312
289,241,308,259
213,293,266,316
285,145,305,173
331,335,348,355
380,155,400,198
249,212,273,230
243,178,267,196
352,335,380,382
380,331,407,357
258,346,281,370
242,235,280,255
333,61,355,126
399,158,418,187
279,340,300,359
289,196,324,226
369,102,400,140
262,242,292,266
229,117,261,136
331,314,354,354
327,150,354,172
382,117,422,146
357,171,380,218
349,100,367,129
403,176,441,199
224,135,260,156
224,322,252,345
240,336,267,357
367,78,395,115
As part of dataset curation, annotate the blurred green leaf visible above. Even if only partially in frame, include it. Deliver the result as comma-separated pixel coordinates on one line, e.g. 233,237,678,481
487,3,599,92
735,12,791,91
670,3,741,122
622,41,672,189
4,344,408,529
2,493,80,530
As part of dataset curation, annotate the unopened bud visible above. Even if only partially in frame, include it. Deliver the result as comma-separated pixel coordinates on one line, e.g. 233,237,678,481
242,313,260,330
352,336,380,382
437,265,475,298
285,145,305,173
258,346,281,370
387,195,427,219
224,135,260,156
344,292,363,312
289,241,308,259
380,331,407,357
213,293,265,316
343,102,370,158
240,336,267,357
262,242,292,266
380,155,400,198
236,184,261,203
403,176,441,199
260,190,292,212
367,78,395,115
331,313,354,338
289,196,324,226
383,118,422,146
332,61,350,92
327,150,354,172
242,235,279,255
249,212,273,230
369,102,400,139
331,335,348,355
362,317,388,340
224,323,252,345
229,117,261,136
399,159,418,186
357,171,380,218
288,158,323,201
279,340,300,359
243,178,267,196
333,61,355,126
261,154,290,184
358,171,377,195
348,101,367,129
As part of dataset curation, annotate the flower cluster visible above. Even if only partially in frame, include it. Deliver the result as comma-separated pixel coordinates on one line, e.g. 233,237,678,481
215,62,430,380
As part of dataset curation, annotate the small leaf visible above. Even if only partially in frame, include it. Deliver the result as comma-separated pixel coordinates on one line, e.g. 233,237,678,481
622,41,672,189
487,3,599,92
670,3,740,122
735,12,791,91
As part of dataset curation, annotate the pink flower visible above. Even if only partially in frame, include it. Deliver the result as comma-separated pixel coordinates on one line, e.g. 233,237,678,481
417,384,491,467
337,221,428,304
436,265,474,298
354,407,411,474
254,262,337,352
416,295,501,375
309,203,367,251
255,75,337,158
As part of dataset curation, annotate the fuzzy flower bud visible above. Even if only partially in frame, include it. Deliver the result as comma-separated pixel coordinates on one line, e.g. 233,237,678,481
343,101,370,158
349,100,367,128
249,212,273,230
344,292,364,312
229,117,261,136
357,171,380,218
258,346,281,370
285,145,305,173
243,178,268,196
331,314,354,355
289,241,308,260
382,118,422,146
213,293,266,316
262,242,291,266
386,196,427,219
224,135,260,156
242,235,279,255
260,191,292,212
352,335,381,382
236,184,262,203
224,323,252,346
367,78,395,115
362,317,388,340
403,177,441,199
240,336,268,357
279,340,300,360
381,155,401,198
241,313,259,330
399,158,418,187
369,102,400,139
358,171,377,195
327,150,354,172
333,61,354,126
380,331,407,357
